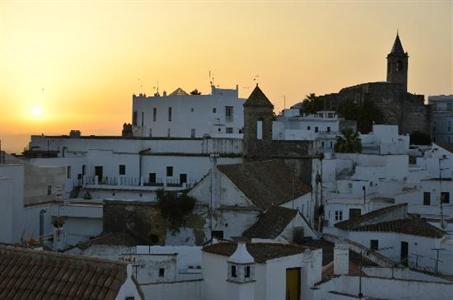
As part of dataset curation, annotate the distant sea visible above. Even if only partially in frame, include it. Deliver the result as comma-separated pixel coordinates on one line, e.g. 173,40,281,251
0,133,33,154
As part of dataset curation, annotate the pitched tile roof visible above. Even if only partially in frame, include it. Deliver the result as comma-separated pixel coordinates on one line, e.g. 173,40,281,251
76,232,143,250
243,206,298,239
0,245,141,300
334,203,408,230
244,85,274,107
217,160,311,210
202,242,307,263
337,218,445,238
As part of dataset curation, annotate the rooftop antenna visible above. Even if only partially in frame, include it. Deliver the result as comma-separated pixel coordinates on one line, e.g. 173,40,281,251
283,95,287,110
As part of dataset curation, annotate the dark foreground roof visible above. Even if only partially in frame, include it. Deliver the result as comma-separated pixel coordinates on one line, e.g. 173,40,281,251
243,206,298,239
203,242,306,263
244,85,274,107
217,160,311,210
338,218,445,238
76,232,143,250
0,245,140,300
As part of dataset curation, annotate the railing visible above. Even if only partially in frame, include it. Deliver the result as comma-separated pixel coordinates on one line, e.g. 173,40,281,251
82,176,195,189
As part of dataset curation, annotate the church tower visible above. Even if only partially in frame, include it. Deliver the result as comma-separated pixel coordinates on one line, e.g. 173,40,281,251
243,85,274,158
387,33,409,92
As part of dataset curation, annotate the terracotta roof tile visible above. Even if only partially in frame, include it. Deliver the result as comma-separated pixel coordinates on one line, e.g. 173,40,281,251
217,160,311,210
0,245,138,300
243,206,298,239
203,242,307,263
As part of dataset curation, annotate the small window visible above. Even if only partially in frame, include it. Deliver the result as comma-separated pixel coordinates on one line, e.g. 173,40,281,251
423,192,431,206
125,297,135,300
225,106,234,122
166,166,173,177
119,165,126,175
82,165,86,176
441,192,450,204
153,108,157,122
132,111,137,126
149,128,152,137
315,127,319,133
307,126,311,130
213,107,217,113
180,174,187,184
370,240,379,250
159,268,165,277
335,210,343,221
141,111,144,126
327,126,331,133
167,128,171,137
67,166,71,179
231,265,237,278
191,108,194,112
245,266,251,278
168,107,172,122
191,129,196,138
226,127,233,134
47,185,52,196
212,230,224,240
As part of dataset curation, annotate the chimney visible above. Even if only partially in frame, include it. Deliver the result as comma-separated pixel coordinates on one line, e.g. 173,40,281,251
334,242,349,275
227,240,255,300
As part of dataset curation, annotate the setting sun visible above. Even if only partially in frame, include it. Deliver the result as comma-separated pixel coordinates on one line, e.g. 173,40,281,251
31,105,43,118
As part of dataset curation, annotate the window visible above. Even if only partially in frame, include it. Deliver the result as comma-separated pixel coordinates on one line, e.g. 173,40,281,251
132,111,137,126
315,127,319,133
225,106,234,122
370,240,379,250
226,127,233,134
141,111,144,126
119,165,126,175
159,268,165,277
448,103,453,112
166,166,173,177
168,107,172,122
125,297,135,300
335,210,343,221
191,129,196,138
307,126,311,130
191,107,194,112
327,126,331,133
67,166,71,179
423,192,431,206
153,108,157,122
231,265,237,278
212,230,224,240
180,174,187,183
245,266,251,278
167,128,171,137
349,208,361,220
82,165,86,176
213,107,217,113
47,185,52,196
441,192,450,204
149,128,152,137
149,173,156,184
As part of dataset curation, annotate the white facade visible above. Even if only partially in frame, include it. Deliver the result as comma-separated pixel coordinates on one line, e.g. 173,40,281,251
132,86,245,138
360,124,410,154
273,110,343,152
28,135,243,201
429,95,453,144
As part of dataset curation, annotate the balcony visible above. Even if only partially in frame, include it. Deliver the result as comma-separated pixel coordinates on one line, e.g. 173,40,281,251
81,176,195,191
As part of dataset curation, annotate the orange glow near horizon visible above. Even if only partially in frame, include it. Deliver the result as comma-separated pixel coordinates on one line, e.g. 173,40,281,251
0,0,452,152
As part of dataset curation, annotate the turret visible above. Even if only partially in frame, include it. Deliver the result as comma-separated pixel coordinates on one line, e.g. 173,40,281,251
227,240,255,300
387,33,409,92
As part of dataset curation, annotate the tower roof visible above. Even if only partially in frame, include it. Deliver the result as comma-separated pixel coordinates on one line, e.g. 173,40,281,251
390,33,405,54
244,85,274,108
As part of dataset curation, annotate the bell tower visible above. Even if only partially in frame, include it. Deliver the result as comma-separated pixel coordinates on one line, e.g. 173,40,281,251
386,32,409,92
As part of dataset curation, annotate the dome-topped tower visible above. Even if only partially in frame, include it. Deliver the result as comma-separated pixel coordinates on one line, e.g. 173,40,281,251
387,32,409,92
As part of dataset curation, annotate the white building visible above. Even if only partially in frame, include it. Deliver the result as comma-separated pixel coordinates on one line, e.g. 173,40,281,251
189,159,314,241
429,95,453,144
132,86,245,138
202,240,323,300
360,124,410,155
272,110,355,153
28,135,243,201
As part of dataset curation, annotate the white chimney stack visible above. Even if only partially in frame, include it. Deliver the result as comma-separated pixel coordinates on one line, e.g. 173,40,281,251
334,242,349,275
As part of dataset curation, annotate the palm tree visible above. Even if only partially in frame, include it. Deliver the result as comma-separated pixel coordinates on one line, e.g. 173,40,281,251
334,128,362,153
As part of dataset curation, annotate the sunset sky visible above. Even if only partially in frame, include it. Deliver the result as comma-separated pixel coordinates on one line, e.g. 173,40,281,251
0,0,452,152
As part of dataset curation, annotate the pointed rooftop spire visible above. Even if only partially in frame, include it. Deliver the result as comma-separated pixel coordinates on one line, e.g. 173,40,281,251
244,85,274,108
390,32,405,54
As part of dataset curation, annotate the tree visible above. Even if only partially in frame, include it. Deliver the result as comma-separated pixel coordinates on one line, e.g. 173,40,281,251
190,89,201,95
300,93,320,114
410,131,431,145
335,128,362,153
156,190,196,231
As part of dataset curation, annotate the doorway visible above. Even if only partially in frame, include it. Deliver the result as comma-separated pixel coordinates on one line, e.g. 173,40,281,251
401,241,409,266
95,166,103,180
286,267,301,300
